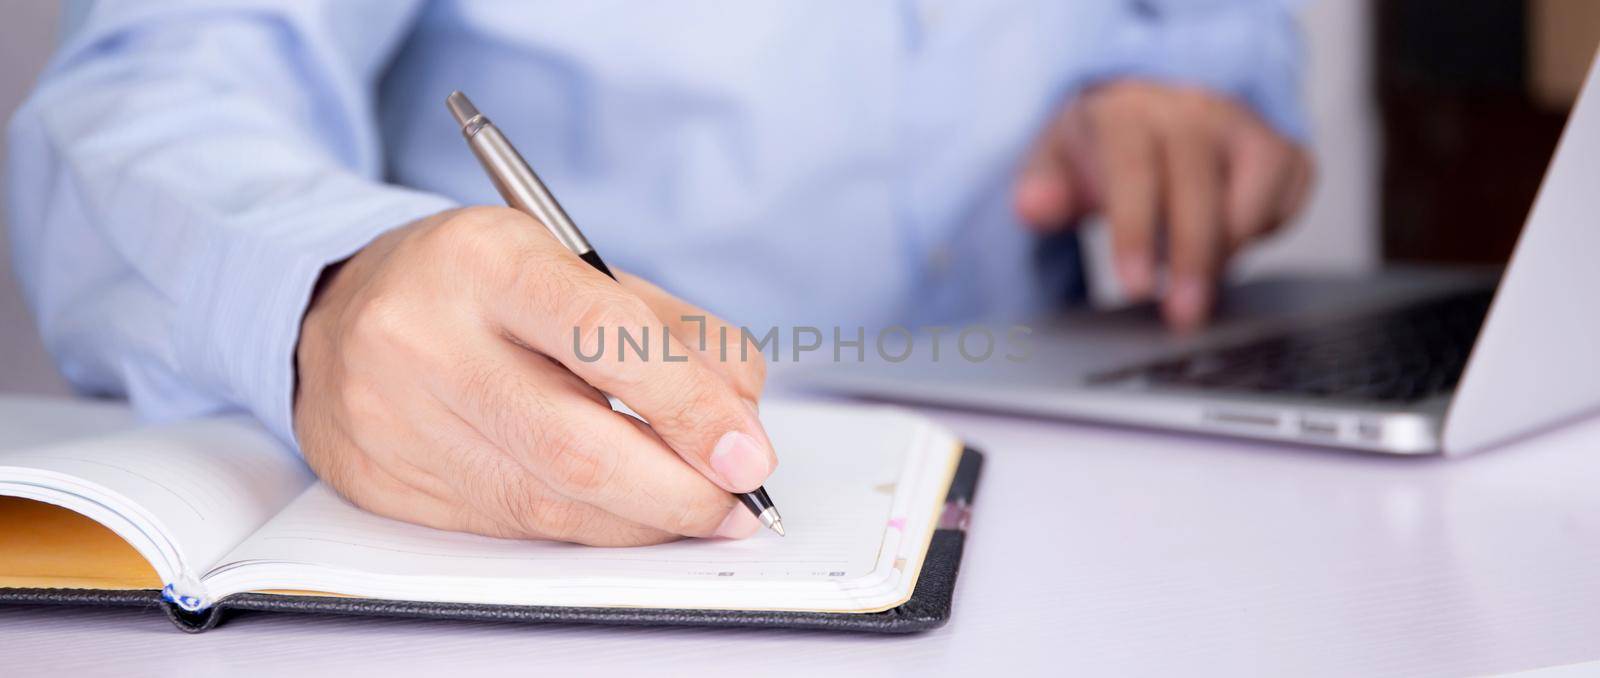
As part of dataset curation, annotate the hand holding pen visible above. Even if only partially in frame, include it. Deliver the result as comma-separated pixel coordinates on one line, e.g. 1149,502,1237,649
287,104,783,546
446,91,785,535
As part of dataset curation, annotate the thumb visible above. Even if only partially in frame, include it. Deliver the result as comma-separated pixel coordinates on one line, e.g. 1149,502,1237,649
1011,105,1100,230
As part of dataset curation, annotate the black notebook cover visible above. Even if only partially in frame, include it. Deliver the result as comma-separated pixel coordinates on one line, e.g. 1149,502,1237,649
0,447,982,634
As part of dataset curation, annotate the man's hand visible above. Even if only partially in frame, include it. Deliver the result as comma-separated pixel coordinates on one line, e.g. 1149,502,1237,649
1014,81,1313,331
294,206,774,546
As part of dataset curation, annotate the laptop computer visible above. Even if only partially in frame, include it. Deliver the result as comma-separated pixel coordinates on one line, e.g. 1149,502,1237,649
800,51,1600,456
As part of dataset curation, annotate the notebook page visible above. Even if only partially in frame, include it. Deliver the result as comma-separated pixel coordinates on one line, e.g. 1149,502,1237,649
0,417,314,596
205,402,959,612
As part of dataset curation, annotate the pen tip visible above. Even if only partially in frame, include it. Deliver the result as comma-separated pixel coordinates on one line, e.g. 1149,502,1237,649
756,506,785,536
445,91,480,129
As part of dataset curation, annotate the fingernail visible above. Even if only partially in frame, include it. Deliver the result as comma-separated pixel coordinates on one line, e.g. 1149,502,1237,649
1169,277,1213,331
1119,254,1154,298
1020,174,1054,199
710,431,773,492
1016,175,1066,225
713,506,761,539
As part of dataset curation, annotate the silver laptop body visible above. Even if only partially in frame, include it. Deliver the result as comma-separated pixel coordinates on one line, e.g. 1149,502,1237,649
801,53,1600,456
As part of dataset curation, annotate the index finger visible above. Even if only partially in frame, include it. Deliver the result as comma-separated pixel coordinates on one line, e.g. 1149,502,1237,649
1100,115,1162,300
616,271,767,406
487,239,777,495
1161,120,1225,331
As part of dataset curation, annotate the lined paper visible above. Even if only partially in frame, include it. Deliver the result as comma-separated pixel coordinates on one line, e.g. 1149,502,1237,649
205,403,960,612
0,417,313,582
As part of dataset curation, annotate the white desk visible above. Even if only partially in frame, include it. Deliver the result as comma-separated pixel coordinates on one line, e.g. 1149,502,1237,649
3,394,1600,676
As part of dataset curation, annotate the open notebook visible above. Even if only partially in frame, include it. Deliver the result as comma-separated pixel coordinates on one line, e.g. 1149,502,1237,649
0,396,980,633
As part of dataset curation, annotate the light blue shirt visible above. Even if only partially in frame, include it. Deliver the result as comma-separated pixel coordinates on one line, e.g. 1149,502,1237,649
7,0,1305,446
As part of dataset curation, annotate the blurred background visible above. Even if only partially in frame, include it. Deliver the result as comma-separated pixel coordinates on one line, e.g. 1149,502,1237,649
1,1,1596,396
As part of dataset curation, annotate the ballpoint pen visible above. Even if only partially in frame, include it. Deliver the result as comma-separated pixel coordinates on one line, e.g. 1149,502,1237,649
446,90,785,537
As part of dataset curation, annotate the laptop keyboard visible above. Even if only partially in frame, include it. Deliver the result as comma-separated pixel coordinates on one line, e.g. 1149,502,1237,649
1087,289,1496,403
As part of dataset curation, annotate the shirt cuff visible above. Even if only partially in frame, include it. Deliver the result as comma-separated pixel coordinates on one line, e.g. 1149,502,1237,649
1076,3,1309,142
181,183,458,449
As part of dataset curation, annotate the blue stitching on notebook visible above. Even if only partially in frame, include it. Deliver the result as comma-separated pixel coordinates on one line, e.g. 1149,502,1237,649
161,583,206,612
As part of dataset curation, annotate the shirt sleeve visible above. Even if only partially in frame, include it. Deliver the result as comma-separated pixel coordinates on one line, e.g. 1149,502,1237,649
5,0,458,446
1080,0,1309,141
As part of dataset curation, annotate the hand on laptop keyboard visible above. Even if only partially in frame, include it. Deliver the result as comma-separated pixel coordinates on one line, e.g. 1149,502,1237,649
1013,81,1314,332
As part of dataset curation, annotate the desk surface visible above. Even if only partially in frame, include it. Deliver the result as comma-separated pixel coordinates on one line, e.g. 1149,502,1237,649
2,394,1599,676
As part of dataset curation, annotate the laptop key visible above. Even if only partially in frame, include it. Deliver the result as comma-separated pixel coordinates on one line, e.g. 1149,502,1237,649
1087,289,1495,403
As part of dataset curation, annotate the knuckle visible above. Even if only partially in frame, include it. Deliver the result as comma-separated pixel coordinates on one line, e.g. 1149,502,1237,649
739,355,769,394
532,495,589,542
650,378,722,437
1173,89,1214,115
435,206,513,242
490,472,553,538
566,292,649,337
564,294,653,377
453,352,550,441
452,354,498,415
428,207,526,267
1092,82,1152,115
498,260,575,337
538,425,615,495
448,503,511,539
1139,89,1216,135
1084,92,1122,123
346,292,411,346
